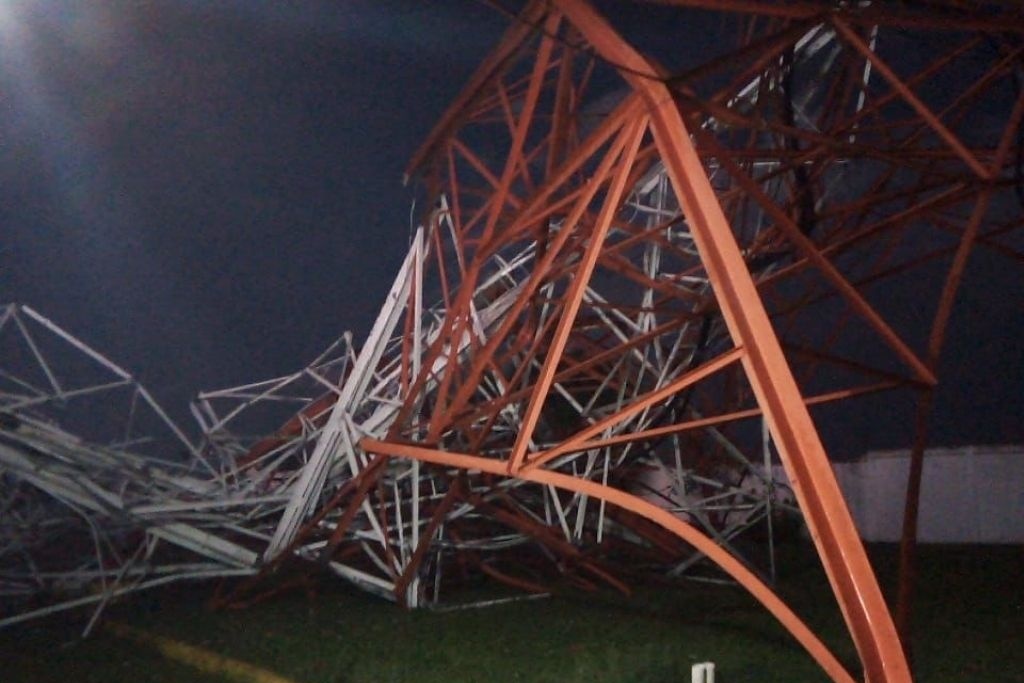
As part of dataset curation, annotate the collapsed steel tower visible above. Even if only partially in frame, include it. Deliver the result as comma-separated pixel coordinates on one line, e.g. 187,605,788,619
0,304,247,634
3,2,1023,682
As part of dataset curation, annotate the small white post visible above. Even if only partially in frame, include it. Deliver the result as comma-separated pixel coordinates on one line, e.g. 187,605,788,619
691,661,715,683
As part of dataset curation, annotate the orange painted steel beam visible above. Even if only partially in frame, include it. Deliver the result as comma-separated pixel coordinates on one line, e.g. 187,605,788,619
643,0,1024,34
361,436,857,683
828,35,985,138
394,478,462,604
553,1,912,681
463,490,634,596
831,18,991,181
213,453,390,609
895,84,1024,647
538,380,902,460
508,116,649,473
688,125,937,387
523,347,746,472
405,0,548,180
429,111,646,434
397,11,564,445
482,92,646,247
427,13,564,442
447,315,694,431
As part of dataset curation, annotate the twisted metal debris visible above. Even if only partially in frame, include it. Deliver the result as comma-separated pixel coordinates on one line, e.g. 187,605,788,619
0,293,792,628
4,2,1024,681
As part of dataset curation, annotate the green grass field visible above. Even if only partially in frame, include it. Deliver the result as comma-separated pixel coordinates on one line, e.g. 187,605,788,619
2,544,1020,682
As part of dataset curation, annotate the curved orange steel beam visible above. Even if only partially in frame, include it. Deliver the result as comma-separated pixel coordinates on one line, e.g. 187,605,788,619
361,436,856,683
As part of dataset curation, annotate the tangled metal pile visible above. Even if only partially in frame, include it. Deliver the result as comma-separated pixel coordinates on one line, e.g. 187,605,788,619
1,129,798,631
0,304,266,631
4,3,1024,682
0,187,794,625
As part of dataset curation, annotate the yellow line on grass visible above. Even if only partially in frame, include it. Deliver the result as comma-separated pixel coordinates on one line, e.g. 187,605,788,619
106,621,300,683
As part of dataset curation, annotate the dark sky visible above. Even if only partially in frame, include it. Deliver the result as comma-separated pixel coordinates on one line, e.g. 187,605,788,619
1,0,507,406
2,1,1021,456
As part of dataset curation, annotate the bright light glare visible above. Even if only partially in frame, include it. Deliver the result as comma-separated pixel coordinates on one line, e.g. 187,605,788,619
0,1,26,45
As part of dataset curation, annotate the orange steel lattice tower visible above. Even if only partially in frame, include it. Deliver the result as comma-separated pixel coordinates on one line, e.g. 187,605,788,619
349,2,1022,681
5,6,1022,679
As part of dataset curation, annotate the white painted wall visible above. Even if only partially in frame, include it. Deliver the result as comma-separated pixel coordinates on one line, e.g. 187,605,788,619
829,445,1024,543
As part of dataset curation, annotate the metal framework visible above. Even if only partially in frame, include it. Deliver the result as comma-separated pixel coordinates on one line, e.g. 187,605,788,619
0,304,258,633
2,2,1022,682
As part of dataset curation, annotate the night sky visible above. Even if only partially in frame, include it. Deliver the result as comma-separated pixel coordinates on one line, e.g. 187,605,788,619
2,1,1021,457
2,1,506,402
